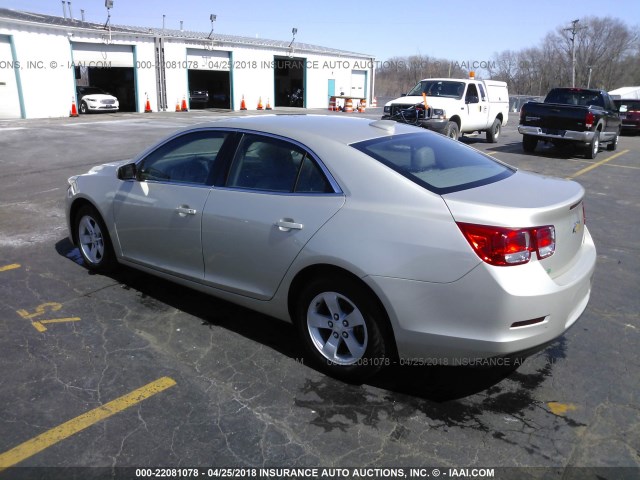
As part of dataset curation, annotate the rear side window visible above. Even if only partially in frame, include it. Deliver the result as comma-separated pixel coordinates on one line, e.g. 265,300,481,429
351,132,514,194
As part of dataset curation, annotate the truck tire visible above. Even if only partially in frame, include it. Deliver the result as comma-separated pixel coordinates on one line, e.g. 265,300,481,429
522,134,537,152
486,118,501,143
606,130,619,151
444,122,459,140
586,131,599,159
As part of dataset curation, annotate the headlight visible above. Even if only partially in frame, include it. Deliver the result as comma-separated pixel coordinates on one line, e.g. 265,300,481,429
431,108,446,119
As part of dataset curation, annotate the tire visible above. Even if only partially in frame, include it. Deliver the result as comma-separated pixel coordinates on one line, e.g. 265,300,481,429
606,130,619,151
522,134,538,152
486,118,501,143
586,131,600,159
79,101,88,114
295,276,391,382
444,122,459,140
75,205,117,272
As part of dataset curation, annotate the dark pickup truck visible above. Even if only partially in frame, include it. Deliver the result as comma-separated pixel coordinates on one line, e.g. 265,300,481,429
518,88,621,159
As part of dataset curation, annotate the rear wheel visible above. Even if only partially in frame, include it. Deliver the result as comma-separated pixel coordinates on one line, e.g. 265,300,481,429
522,134,538,152
586,131,600,159
486,118,501,143
295,276,391,382
444,122,459,140
75,205,117,272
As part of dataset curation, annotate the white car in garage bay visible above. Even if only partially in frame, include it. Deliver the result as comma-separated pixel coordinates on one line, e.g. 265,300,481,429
76,86,119,114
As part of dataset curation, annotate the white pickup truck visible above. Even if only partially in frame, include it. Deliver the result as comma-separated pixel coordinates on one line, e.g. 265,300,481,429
382,76,509,142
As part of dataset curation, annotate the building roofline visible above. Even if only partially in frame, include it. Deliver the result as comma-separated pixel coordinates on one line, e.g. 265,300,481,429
0,8,374,59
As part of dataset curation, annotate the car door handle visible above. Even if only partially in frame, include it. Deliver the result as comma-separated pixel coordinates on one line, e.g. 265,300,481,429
275,219,303,231
176,206,197,216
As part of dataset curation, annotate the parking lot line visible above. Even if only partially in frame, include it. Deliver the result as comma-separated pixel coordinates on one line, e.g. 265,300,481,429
0,376,177,470
0,263,21,272
567,149,630,179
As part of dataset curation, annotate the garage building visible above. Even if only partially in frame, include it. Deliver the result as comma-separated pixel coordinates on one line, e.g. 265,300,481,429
0,7,375,119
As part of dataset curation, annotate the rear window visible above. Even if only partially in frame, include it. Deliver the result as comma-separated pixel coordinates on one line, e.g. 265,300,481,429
351,132,514,194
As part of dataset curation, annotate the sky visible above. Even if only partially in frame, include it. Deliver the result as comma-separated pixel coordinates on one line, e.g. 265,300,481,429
1,0,639,62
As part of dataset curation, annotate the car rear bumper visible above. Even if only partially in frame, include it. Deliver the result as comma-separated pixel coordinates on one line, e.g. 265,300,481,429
367,226,596,362
518,125,596,143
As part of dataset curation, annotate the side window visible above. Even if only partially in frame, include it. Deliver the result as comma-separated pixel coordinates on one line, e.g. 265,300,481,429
295,156,333,193
466,84,479,103
478,84,487,102
225,134,334,194
137,131,228,185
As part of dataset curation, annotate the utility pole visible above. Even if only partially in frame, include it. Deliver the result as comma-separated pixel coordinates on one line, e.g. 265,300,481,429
564,19,583,88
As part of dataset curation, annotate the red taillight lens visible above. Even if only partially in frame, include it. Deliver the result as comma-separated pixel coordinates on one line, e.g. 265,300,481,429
457,223,555,266
585,111,595,129
535,226,555,259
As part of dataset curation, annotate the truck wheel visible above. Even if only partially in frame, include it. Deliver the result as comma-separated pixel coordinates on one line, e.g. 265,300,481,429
486,118,501,143
444,122,459,140
586,131,600,159
522,135,537,152
606,130,619,151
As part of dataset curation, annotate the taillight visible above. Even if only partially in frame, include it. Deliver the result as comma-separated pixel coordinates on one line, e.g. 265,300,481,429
457,223,555,266
585,111,595,129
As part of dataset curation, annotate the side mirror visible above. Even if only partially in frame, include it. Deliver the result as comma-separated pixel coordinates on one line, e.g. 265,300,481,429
400,93,407,97
117,163,137,180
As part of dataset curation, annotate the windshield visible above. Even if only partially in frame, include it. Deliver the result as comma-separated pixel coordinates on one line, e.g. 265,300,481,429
78,87,108,96
407,81,465,100
351,132,514,194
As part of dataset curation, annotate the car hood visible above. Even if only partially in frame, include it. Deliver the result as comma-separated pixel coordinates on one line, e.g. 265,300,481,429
386,96,460,110
80,94,117,101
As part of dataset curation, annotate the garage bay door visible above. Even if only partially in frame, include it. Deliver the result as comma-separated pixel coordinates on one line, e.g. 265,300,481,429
0,35,21,119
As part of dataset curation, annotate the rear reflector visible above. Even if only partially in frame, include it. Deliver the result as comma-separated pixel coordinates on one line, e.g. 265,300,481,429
511,317,546,328
457,223,556,266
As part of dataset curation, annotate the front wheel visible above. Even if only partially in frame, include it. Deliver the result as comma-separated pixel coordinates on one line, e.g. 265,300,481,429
295,276,391,382
444,122,460,140
486,118,501,143
586,131,600,159
79,101,88,114
75,205,117,272
606,130,619,151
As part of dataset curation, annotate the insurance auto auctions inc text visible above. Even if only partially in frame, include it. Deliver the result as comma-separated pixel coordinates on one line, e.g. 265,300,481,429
191,467,495,478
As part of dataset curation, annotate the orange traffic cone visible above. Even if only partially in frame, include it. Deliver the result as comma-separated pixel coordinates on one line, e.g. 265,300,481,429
70,97,79,117
240,95,247,110
175,99,181,112
181,96,188,112
144,96,152,113
257,97,264,110
265,98,272,110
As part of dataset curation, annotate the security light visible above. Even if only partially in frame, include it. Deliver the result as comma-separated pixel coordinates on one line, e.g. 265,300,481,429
105,0,113,8
207,14,217,39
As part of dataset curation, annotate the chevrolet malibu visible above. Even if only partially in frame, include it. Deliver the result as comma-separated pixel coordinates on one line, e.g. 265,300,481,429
66,115,596,381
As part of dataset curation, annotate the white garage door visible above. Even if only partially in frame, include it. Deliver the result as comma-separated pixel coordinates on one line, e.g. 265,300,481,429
187,48,230,71
350,70,366,98
72,42,134,68
0,35,22,119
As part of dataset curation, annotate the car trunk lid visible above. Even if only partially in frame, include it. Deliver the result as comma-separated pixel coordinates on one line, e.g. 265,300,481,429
442,170,586,278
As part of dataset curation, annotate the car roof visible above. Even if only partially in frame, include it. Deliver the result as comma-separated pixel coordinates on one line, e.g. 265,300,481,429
189,115,421,146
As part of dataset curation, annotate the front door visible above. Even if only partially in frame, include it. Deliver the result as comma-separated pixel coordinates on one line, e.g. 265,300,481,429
113,130,230,279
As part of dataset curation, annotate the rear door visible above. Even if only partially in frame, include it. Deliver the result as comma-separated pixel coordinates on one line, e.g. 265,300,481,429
113,130,231,279
202,133,345,299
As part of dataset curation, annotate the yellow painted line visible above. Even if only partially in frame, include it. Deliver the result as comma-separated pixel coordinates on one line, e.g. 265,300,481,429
0,376,177,470
547,402,578,416
567,149,630,179
31,317,81,333
0,263,21,272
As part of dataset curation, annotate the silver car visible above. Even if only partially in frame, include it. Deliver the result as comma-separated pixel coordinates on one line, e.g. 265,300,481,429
66,115,596,381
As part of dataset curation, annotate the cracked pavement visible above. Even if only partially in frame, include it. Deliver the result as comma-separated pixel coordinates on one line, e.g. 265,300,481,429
0,112,638,476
